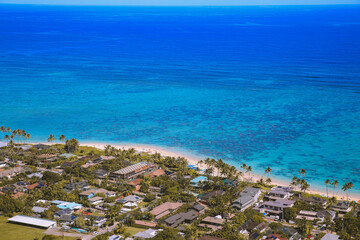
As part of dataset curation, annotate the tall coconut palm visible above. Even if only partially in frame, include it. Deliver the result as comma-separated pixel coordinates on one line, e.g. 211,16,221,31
265,166,272,178
6,127,11,133
298,169,306,179
0,126,5,139
59,134,66,144
324,179,331,198
47,134,56,143
300,179,310,193
342,181,354,201
331,180,339,197
26,133,31,142
4,135,9,143
21,130,27,143
266,177,272,185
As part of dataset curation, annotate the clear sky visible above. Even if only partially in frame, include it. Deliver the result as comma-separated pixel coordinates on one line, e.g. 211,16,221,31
0,0,359,6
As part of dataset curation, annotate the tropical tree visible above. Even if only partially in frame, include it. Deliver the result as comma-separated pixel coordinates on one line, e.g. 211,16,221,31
26,133,31,142
331,179,339,197
59,134,66,143
342,181,354,201
300,179,310,193
265,166,272,178
324,179,331,198
298,169,306,179
4,135,9,143
0,126,5,139
266,177,272,185
47,134,56,143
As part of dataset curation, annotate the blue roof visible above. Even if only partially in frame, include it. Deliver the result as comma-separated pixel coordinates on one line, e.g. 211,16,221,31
190,176,207,183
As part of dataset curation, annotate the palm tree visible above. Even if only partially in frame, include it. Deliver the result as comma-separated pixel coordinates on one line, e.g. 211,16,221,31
59,134,66,144
298,169,306,179
266,177,272,185
342,182,354,201
324,179,331,198
331,179,339,197
21,130,27,143
0,126,5,140
265,166,272,178
4,135,9,143
300,179,310,193
47,134,56,143
26,133,31,142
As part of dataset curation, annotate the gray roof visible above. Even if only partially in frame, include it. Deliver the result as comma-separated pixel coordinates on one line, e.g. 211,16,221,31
262,199,294,208
321,233,340,240
233,187,261,205
8,215,56,228
32,207,47,213
117,195,143,203
133,229,160,239
112,162,149,175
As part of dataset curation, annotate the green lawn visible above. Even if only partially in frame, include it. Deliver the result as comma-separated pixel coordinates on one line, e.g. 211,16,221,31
125,226,145,236
0,216,75,240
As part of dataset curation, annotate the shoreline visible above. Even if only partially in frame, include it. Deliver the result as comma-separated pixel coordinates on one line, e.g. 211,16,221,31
36,141,360,202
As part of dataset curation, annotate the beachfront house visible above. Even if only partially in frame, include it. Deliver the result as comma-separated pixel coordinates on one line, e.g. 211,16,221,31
109,162,157,181
331,200,352,214
232,187,261,211
190,176,207,188
265,186,292,200
255,199,295,218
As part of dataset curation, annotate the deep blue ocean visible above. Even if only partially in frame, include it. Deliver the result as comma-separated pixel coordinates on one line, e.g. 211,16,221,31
1,4,360,195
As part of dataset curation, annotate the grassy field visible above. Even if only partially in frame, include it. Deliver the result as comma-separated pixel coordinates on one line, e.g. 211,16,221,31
0,216,75,240
125,226,145,236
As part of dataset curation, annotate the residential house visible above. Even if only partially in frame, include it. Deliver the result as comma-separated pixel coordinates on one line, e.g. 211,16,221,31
63,182,89,192
238,220,267,235
150,202,183,220
264,234,288,240
93,169,109,179
232,187,261,211
256,199,295,217
298,195,327,207
59,153,77,159
190,176,207,188
321,233,340,240
89,196,104,205
108,235,121,240
296,210,319,221
133,229,162,239
199,190,225,204
331,200,352,214
51,200,82,210
80,188,116,199
32,206,47,215
199,216,224,232
275,226,302,240
34,144,51,150
147,169,165,178
317,210,336,221
164,209,199,228
109,162,157,181
266,186,292,200
116,194,143,204
0,167,25,178
127,178,142,191
92,216,107,227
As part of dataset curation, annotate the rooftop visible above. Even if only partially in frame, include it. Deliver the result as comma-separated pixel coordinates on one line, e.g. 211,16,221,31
112,162,150,175
8,215,56,228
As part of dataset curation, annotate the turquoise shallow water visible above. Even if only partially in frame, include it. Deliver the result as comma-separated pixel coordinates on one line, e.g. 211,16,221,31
0,4,360,196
